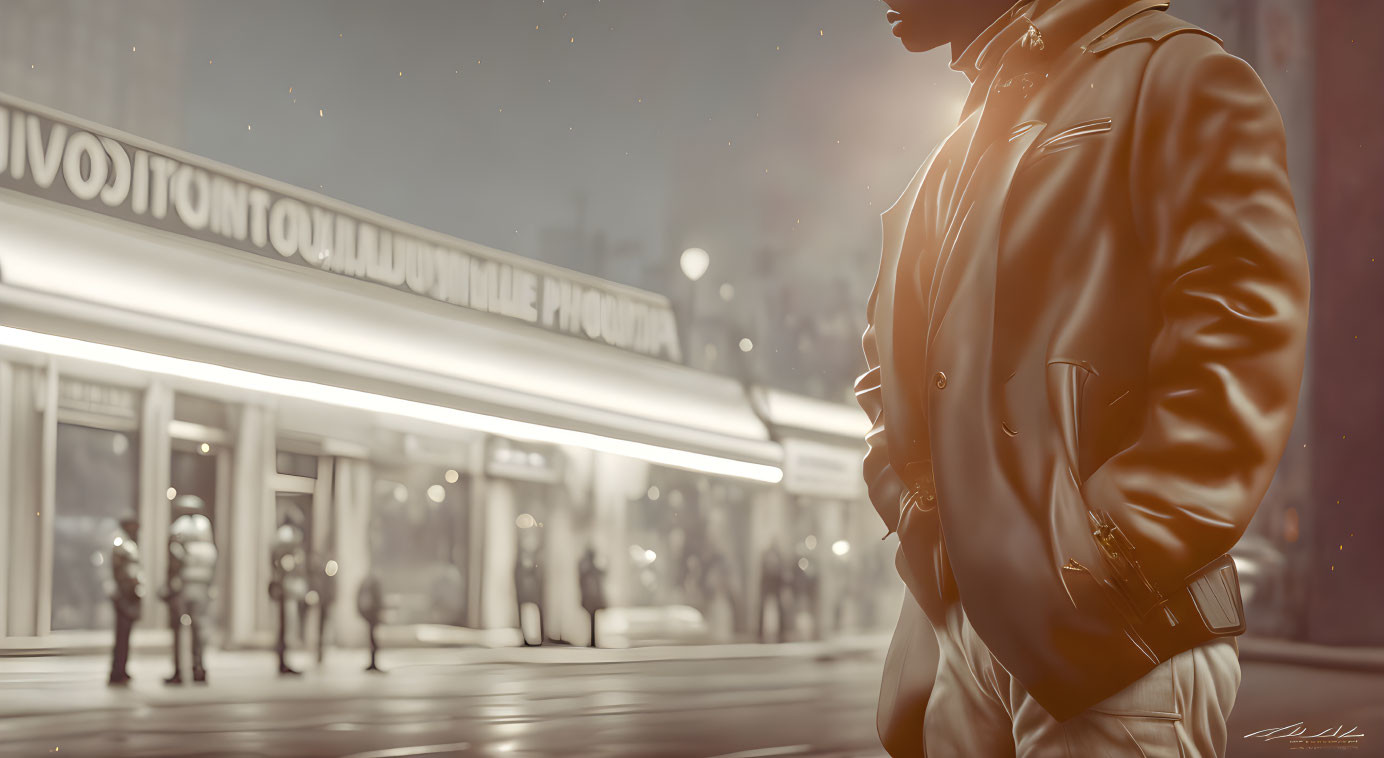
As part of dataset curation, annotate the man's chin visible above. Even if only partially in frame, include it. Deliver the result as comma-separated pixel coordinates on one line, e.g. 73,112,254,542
899,37,935,53
894,27,944,53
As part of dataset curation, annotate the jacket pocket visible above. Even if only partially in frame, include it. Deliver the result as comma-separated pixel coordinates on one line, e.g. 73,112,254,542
1017,118,1115,176
1034,117,1114,155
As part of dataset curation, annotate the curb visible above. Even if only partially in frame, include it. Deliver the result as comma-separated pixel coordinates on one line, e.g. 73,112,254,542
0,636,890,672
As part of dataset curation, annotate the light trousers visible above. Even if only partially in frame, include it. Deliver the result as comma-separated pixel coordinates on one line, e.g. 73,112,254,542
920,601,1241,757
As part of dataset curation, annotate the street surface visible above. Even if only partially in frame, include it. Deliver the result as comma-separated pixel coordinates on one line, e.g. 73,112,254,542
0,645,886,758
0,644,1379,757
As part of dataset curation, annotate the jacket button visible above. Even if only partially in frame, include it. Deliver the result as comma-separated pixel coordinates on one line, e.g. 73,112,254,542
934,371,947,390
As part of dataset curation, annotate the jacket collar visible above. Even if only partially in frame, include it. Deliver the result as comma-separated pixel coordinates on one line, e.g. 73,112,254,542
950,0,1037,82
951,0,1174,83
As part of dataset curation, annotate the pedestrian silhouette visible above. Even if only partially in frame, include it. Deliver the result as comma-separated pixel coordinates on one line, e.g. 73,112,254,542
162,496,216,685
514,540,545,646
578,547,607,648
357,573,385,672
758,545,786,643
108,517,142,686
309,551,338,665
269,515,307,676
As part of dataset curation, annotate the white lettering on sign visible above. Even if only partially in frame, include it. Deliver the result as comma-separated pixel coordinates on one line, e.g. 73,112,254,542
0,101,683,362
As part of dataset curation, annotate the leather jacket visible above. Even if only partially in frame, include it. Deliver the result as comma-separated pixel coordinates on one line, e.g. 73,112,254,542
857,0,1309,722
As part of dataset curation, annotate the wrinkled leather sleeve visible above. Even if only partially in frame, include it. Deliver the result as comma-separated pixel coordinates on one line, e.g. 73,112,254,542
1079,34,1310,593
857,289,905,534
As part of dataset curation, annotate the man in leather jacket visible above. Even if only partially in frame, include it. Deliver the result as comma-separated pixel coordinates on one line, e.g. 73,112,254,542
859,1,1309,755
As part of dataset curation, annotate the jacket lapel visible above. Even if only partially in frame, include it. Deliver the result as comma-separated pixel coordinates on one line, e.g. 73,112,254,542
927,120,1047,351
873,147,943,402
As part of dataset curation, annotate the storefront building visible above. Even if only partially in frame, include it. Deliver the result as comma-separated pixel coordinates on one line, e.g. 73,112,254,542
0,94,883,653
753,389,899,642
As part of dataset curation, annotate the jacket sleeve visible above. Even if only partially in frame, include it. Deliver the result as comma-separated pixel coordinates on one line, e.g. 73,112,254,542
857,282,906,535
1079,33,1311,593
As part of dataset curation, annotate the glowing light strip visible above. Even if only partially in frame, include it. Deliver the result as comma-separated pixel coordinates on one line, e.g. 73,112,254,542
0,326,783,483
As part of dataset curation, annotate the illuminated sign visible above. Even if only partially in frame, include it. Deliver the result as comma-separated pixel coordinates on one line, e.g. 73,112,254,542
0,96,682,361
781,438,866,499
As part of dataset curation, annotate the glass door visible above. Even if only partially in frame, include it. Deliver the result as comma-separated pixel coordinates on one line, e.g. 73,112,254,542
51,424,139,632
370,463,470,627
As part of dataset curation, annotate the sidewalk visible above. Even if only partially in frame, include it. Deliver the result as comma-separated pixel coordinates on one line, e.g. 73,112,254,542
0,634,890,722
2,632,1376,722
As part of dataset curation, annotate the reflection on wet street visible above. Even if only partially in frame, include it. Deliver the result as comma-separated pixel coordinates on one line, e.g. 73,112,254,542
0,649,888,757
2,643,1384,756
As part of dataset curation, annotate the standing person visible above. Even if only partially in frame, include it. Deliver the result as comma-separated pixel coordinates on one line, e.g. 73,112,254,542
513,539,545,646
577,547,607,648
861,1,1309,755
757,546,785,643
356,573,385,673
269,516,307,676
309,552,338,665
162,496,217,685
108,518,143,686
790,550,820,642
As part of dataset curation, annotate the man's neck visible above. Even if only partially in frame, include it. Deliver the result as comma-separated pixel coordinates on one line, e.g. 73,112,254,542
950,0,1031,59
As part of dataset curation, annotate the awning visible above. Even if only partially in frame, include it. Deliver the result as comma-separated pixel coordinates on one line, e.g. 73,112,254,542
754,387,868,498
0,193,782,481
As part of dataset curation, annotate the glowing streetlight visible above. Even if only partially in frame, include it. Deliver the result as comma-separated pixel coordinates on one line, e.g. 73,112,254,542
680,247,710,282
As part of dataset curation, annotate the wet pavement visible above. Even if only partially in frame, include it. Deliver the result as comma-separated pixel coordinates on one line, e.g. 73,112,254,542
0,644,1381,757
0,646,887,758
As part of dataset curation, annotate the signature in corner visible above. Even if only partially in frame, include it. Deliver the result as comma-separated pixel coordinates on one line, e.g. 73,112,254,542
1244,722,1365,742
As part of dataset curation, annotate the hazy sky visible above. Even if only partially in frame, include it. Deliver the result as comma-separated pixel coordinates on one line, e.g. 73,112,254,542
0,0,970,298
169,1,968,298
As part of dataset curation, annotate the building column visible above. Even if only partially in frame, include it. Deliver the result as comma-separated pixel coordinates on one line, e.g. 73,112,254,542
228,402,273,647
480,478,516,630
0,361,9,637
136,380,173,631
4,363,44,636
591,454,646,612
331,456,371,647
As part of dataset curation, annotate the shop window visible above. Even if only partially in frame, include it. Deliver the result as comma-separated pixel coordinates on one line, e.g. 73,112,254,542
370,465,469,626
171,447,217,512
276,492,314,557
627,469,752,638
51,424,139,632
784,495,894,636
